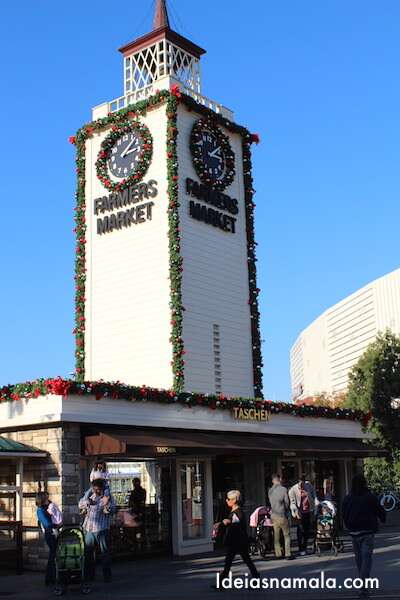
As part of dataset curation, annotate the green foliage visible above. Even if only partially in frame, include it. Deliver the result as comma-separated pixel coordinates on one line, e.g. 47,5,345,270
346,330,400,491
364,451,400,493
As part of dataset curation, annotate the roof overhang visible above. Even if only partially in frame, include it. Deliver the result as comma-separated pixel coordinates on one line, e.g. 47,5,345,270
0,435,48,458
0,452,48,458
85,427,386,459
118,27,206,59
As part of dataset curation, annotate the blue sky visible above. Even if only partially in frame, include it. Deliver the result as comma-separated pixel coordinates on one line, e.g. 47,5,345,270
0,1,399,400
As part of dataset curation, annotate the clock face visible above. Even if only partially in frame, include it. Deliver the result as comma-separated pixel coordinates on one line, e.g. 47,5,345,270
197,131,225,180
190,119,235,191
96,121,153,192
108,131,144,179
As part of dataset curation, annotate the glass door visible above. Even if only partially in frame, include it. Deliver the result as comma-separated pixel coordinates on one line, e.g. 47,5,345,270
180,461,205,540
107,458,172,557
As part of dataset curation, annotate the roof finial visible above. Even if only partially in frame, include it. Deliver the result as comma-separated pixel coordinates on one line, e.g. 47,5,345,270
153,0,170,30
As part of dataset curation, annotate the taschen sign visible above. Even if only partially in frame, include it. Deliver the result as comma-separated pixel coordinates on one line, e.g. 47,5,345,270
232,407,270,421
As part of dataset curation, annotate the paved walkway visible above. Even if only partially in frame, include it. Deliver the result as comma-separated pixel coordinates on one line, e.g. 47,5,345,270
1,530,399,600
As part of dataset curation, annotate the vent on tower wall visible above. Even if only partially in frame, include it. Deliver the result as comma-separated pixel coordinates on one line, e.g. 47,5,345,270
213,324,222,394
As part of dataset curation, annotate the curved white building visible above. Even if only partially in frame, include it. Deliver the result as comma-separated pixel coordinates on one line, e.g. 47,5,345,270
291,268,400,401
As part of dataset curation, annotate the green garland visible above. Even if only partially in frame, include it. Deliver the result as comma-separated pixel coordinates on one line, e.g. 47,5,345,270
166,94,185,391
0,377,367,423
71,88,263,396
242,137,263,397
96,120,153,192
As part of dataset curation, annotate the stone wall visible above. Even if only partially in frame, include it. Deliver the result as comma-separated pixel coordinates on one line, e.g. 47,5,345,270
0,424,81,570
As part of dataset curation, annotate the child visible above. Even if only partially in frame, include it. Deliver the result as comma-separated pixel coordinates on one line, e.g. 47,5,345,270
85,460,111,513
44,492,63,528
90,460,110,487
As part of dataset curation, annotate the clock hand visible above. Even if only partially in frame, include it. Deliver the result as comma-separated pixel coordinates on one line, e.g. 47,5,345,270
208,147,222,160
121,139,140,158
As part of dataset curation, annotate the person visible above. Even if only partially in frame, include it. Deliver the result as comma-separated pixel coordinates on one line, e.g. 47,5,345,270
86,461,111,512
342,474,386,598
79,479,115,583
128,478,146,516
128,478,147,546
36,492,57,586
289,475,317,555
323,472,335,501
216,490,259,583
44,491,63,529
268,474,294,560
90,460,110,488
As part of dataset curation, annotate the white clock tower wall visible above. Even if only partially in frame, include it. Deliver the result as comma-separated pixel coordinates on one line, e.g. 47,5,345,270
177,105,254,397
84,105,173,388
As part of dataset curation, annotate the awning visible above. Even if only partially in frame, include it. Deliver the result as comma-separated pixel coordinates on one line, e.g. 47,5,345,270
0,436,47,458
84,427,386,458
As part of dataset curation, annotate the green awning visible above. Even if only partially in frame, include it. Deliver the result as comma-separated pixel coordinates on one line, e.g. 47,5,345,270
0,436,47,457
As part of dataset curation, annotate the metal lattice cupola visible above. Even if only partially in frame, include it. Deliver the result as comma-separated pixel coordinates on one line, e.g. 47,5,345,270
119,0,206,97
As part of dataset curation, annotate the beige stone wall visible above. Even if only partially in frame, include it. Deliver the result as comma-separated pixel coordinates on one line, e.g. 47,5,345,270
0,424,81,571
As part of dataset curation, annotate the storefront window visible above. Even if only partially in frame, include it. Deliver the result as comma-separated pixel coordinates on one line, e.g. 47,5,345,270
301,460,315,486
314,460,339,501
280,460,299,489
181,461,205,540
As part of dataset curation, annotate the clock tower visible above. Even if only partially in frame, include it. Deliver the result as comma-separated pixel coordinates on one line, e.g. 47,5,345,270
74,0,263,398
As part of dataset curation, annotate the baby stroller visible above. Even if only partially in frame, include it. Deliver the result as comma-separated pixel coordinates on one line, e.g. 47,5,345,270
313,501,344,556
249,506,273,558
54,526,89,596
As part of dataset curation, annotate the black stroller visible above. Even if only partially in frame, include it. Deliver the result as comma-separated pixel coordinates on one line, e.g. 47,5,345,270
313,501,344,556
249,506,273,558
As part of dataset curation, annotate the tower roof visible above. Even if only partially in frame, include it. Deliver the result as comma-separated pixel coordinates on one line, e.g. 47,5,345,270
153,0,170,30
118,0,205,59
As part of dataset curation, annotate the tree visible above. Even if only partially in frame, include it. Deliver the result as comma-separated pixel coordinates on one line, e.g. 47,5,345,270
346,330,400,491
346,330,400,449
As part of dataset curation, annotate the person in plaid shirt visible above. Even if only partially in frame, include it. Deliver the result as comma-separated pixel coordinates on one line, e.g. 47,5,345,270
79,478,115,583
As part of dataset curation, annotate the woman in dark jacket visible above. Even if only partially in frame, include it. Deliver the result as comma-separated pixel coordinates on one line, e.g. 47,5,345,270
342,474,386,598
216,490,259,580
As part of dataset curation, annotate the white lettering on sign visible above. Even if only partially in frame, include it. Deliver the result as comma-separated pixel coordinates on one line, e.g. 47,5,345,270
156,447,177,454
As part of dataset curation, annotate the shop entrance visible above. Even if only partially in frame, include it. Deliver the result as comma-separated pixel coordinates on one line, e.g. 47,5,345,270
314,460,340,502
105,458,172,557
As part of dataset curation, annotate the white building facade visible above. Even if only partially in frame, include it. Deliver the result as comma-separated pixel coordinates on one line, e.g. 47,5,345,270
291,268,400,400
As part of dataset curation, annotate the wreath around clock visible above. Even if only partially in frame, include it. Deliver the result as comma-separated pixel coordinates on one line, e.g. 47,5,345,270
96,120,153,192
190,118,235,191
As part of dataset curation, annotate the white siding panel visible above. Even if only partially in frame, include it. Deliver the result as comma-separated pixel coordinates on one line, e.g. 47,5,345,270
84,105,173,389
177,105,253,397
291,268,400,399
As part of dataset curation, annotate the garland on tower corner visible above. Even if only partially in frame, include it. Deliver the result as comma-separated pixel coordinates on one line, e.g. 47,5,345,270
242,138,263,397
0,377,368,424
70,87,263,395
166,93,185,391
